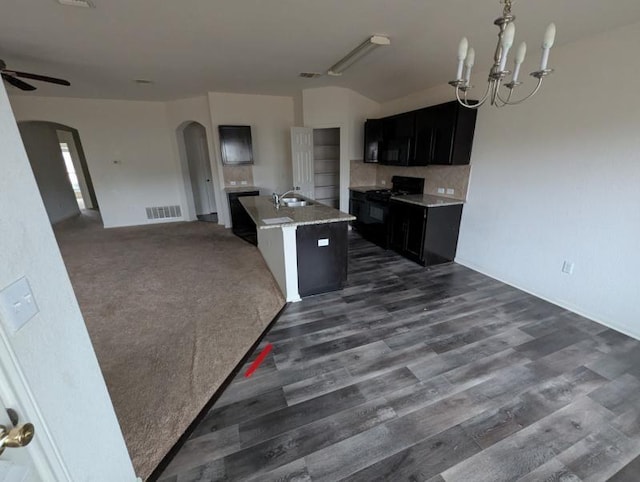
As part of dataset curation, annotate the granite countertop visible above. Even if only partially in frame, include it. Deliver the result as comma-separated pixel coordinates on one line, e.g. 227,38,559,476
392,194,465,208
348,185,387,193
224,185,259,193
239,196,355,230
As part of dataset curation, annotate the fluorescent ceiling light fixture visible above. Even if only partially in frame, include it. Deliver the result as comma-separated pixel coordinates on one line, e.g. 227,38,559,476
56,0,95,7
328,35,390,76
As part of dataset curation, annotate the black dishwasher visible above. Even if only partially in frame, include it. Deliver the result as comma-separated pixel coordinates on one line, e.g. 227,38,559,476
228,190,259,245
296,222,348,297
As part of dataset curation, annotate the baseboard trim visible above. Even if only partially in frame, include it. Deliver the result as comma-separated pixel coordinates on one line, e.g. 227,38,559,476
455,257,640,342
147,302,289,481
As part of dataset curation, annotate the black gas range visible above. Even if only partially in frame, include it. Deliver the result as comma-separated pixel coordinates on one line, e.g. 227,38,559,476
349,176,424,248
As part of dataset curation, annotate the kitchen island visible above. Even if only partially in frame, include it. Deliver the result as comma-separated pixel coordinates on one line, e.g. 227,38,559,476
239,196,355,302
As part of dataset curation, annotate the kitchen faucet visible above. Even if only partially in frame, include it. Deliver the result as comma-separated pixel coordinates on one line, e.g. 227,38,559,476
273,186,300,206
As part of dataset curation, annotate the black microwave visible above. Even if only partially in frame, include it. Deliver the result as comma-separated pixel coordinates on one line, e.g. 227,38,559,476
379,137,412,165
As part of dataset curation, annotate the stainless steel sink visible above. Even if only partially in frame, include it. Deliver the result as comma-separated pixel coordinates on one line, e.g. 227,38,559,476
282,200,312,207
280,197,304,203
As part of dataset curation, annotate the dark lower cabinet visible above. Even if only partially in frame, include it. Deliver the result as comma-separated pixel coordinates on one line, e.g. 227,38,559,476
390,200,463,266
228,190,259,245
297,222,348,297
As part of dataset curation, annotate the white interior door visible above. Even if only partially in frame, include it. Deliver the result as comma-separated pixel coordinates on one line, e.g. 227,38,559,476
290,127,314,199
184,123,216,215
0,81,137,481
0,386,38,482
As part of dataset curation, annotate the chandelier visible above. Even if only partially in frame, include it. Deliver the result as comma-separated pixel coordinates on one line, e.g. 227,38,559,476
449,0,556,109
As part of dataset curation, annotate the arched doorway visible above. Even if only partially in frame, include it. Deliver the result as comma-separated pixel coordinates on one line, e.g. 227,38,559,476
17,120,98,224
178,121,217,222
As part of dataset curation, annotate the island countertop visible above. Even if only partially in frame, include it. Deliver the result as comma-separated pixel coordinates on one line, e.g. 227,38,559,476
239,196,355,230
391,194,465,208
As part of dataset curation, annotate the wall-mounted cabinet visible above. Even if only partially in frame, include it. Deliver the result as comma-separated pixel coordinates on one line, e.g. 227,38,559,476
366,101,477,167
363,119,383,163
219,125,254,165
429,102,477,165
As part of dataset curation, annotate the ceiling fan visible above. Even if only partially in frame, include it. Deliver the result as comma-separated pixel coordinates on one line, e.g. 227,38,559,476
1,59,70,91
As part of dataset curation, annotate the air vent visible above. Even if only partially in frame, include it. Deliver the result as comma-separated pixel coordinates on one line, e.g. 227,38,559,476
145,205,182,220
57,0,95,7
299,72,322,79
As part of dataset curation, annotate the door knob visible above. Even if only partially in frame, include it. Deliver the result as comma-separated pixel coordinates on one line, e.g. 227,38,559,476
0,423,35,455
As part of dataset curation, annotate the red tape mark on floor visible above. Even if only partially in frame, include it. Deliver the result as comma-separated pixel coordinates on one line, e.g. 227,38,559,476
244,343,273,378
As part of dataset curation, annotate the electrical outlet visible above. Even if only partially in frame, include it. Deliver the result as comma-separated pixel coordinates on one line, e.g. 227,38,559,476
381,180,386,185
230,181,237,186
437,187,445,194
446,188,455,195
562,261,575,275
240,180,248,185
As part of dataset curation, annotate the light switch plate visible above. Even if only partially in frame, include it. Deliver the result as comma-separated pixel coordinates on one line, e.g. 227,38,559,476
437,187,445,194
317,238,329,247
446,188,455,195
0,277,39,334
240,181,248,185
230,181,237,186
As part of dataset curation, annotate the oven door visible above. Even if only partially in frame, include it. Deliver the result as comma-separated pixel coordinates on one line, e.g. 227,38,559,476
366,201,387,225
360,198,390,248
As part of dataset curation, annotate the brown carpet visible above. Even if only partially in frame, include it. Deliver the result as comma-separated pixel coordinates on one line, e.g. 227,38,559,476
54,212,285,480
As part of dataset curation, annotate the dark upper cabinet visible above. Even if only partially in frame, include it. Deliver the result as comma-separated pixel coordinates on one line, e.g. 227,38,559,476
379,112,417,166
219,125,254,165
363,119,383,163
365,100,477,167
382,112,415,139
413,108,436,166
429,101,477,165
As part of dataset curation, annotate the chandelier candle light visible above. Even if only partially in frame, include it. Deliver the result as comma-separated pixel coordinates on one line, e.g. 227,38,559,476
449,0,556,108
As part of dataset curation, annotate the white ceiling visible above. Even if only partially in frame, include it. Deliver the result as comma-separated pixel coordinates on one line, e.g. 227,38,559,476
2,0,640,102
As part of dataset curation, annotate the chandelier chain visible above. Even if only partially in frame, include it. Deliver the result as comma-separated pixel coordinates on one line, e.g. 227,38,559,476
502,0,513,17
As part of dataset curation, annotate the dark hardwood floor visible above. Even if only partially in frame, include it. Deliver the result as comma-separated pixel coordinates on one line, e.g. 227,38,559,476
158,234,640,481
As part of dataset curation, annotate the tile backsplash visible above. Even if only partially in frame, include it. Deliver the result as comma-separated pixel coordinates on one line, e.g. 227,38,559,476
348,161,471,200
223,165,254,187
349,160,378,187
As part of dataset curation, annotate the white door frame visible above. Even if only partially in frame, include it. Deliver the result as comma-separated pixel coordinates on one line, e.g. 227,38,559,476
183,122,216,216
299,123,347,212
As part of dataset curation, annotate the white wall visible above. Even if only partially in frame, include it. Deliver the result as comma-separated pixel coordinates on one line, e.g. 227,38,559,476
17,121,80,224
302,87,380,212
208,92,295,226
0,82,136,480
9,96,185,228
165,95,224,223
380,22,640,339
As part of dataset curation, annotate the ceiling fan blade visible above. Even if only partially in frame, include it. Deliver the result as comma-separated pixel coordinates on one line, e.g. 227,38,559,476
2,73,36,91
5,70,70,86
